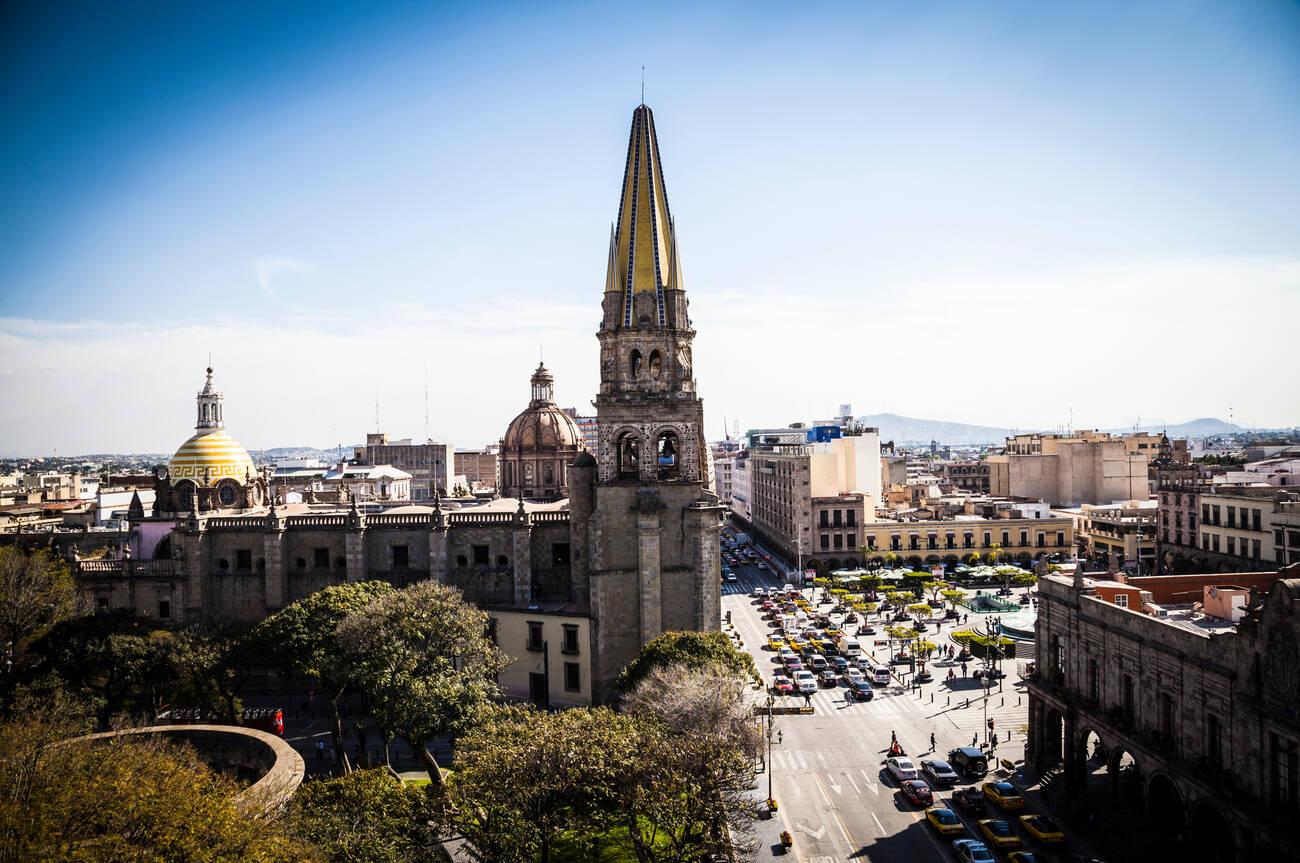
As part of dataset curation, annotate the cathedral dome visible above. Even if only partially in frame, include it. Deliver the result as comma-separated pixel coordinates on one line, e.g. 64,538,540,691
499,363,584,500
168,429,256,487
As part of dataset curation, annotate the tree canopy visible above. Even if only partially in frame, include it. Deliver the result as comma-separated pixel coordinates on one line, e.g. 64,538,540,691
616,631,758,693
290,768,441,863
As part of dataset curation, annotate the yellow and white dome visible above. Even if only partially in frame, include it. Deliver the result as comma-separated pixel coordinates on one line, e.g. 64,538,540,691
168,429,256,486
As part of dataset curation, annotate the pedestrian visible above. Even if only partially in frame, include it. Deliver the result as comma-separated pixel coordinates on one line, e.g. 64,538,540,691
315,739,325,760
930,732,936,751
891,730,897,745
804,692,811,707
961,662,968,677
972,735,978,747
778,729,784,744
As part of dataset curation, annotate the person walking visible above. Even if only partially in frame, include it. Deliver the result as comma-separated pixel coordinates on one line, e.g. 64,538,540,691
972,735,978,748
930,732,936,752
315,739,325,761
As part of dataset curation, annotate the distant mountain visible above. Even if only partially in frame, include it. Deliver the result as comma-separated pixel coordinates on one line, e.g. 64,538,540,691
857,413,1247,445
855,413,1015,445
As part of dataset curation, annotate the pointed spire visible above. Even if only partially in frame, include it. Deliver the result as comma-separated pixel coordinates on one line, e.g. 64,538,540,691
606,104,682,330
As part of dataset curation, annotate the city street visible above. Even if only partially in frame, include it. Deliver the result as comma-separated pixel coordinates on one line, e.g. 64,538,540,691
722,532,1085,862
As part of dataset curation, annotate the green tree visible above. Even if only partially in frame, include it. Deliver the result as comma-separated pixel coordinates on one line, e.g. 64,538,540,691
253,581,396,772
914,639,938,677
921,580,946,604
617,630,758,693
451,705,639,863
985,543,1003,566
885,626,918,663
906,603,933,627
334,580,507,786
290,768,441,863
171,621,258,723
941,589,965,613
1012,572,1038,588
0,548,78,680
882,551,899,570
860,573,883,599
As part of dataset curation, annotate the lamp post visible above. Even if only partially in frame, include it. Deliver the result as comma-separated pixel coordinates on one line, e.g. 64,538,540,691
766,694,775,806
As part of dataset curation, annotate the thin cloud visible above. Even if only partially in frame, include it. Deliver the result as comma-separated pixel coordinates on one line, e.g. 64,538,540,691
254,257,314,301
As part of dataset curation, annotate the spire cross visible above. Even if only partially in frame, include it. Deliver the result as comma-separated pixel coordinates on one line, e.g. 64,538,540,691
641,66,645,105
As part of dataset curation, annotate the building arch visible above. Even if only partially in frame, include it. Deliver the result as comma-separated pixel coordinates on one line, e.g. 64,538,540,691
1109,747,1144,807
629,349,643,379
615,429,643,479
1146,772,1185,843
648,349,662,379
653,429,680,479
1186,799,1236,863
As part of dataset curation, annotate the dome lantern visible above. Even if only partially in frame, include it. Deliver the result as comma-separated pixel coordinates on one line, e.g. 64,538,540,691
196,366,224,431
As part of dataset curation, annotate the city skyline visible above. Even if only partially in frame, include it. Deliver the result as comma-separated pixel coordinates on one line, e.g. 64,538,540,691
3,1,1299,455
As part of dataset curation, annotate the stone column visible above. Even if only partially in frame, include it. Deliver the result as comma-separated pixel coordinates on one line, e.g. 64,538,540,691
262,508,287,614
180,522,206,618
512,504,533,606
1063,711,1081,798
638,510,663,643
344,507,366,583
687,499,723,631
1027,696,1044,769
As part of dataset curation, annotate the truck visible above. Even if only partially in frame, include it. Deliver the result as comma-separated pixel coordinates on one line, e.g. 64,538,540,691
835,636,862,658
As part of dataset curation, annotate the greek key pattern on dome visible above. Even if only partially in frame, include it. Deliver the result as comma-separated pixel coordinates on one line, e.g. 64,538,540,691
170,463,250,484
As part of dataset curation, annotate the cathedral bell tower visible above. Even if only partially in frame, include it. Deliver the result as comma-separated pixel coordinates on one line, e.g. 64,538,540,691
571,103,723,702
595,103,706,486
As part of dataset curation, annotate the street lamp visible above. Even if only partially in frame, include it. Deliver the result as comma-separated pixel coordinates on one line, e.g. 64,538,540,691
766,694,775,806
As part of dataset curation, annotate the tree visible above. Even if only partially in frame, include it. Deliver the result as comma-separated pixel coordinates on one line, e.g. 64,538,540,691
984,543,1003,566
621,664,762,862
906,603,933,627
921,580,946,604
334,580,507,787
290,768,441,863
882,551,899,570
617,630,758,693
914,639,938,677
941,590,965,613
451,705,639,863
1012,572,1038,588
964,551,982,565
170,621,259,723
860,573,884,599
885,626,918,663
0,696,309,863
0,548,78,679
253,580,396,772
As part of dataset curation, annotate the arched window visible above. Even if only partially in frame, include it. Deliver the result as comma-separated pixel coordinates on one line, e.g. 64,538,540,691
176,481,195,511
629,349,642,379
217,482,238,507
648,350,662,379
544,463,555,486
656,431,680,480
617,432,640,479
524,462,534,484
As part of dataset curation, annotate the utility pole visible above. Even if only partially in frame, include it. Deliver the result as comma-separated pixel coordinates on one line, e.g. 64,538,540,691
766,694,775,804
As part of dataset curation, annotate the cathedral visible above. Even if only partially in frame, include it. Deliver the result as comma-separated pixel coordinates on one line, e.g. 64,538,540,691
81,103,723,704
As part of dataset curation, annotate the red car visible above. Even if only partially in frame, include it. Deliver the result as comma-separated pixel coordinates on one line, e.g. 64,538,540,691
900,780,934,807
772,674,794,695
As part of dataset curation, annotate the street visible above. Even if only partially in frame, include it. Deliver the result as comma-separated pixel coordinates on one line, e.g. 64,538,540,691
722,531,1086,862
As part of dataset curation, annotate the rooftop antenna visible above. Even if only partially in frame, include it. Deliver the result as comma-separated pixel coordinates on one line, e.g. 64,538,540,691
424,361,430,442
375,401,380,434
641,66,645,104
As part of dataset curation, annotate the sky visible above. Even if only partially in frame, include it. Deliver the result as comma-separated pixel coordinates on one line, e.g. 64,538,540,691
1,0,1298,456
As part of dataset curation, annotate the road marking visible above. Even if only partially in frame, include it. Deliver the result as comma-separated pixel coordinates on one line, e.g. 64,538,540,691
816,751,829,767
811,772,834,807
871,812,886,835
796,751,808,770
844,771,860,795
826,773,842,795
859,769,879,794
795,820,827,840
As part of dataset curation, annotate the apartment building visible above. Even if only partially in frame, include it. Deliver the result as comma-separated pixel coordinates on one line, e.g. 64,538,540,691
987,432,1149,506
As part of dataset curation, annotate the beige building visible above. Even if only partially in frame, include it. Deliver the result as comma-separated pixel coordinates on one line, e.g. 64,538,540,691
988,433,1148,506
490,606,592,706
454,447,499,492
1055,500,1158,572
1195,488,1300,568
855,514,1073,569
354,433,452,502
746,431,881,568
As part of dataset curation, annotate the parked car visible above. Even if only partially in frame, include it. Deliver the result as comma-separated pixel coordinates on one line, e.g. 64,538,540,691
900,779,934,807
869,666,892,686
978,819,1022,849
886,756,919,782
982,781,1025,811
949,746,990,778
794,670,817,694
920,759,960,787
1005,853,1044,863
925,807,965,836
1018,814,1065,844
952,839,996,863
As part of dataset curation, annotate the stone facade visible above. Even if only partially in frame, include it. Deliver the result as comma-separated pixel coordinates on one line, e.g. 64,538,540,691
1027,565,1300,862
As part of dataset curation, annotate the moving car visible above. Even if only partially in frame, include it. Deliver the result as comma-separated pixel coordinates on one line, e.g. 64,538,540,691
831,655,850,673
920,759,960,787
844,667,865,686
752,587,767,598
1006,853,1042,863
809,655,829,672
778,647,796,663
771,674,794,695
886,756,919,782
952,787,988,817
978,819,1022,849
849,680,874,701
767,636,786,651
818,669,838,687
982,781,1025,811
725,571,737,583
870,666,892,685
899,779,934,807
949,746,990,778
785,656,804,672
794,670,817,694
787,635,808,651
952,839,996,863
1018,814,1065,844
925,807,965,836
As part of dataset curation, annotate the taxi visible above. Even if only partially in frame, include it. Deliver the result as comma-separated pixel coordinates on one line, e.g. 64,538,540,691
825,625,844,638
787,635,808,651
1018,814,1065,844
977,819,1022,849
924,807,965,836
767,636,786,651
981,781,1025,811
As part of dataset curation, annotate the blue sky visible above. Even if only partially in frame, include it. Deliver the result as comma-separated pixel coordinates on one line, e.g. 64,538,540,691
2,1,1298,455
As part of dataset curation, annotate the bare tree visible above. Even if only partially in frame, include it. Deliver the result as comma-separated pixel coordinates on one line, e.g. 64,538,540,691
0,549,78,677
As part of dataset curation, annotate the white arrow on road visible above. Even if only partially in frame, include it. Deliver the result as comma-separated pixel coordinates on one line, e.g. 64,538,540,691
859,769,880,795
826,773,842,795
796,821,827,840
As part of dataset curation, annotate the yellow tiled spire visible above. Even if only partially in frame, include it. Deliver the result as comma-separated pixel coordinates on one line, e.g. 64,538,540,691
607,104,679,328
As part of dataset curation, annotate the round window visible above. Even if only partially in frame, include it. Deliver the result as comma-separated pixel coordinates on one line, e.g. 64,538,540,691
217,483,238,507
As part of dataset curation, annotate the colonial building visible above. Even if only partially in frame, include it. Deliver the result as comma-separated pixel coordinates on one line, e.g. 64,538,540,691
1027,565,1300,862
498,363,584,500
75,102,722,706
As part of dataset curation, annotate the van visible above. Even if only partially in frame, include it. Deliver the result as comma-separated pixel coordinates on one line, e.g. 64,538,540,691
836,637,862,658
870,666,892,686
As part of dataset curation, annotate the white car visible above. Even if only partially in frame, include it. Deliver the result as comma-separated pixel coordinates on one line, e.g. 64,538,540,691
794,670,817,694
886,756,918,782
782,583,795,593
844,667,865,686
854,656,873,671
778,647,795,663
